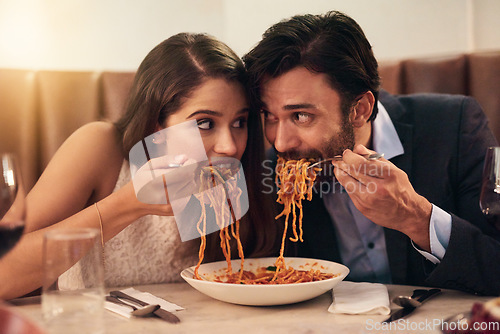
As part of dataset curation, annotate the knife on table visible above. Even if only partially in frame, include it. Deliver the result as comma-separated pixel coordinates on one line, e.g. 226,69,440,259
110,290,180,324
382,288,441,323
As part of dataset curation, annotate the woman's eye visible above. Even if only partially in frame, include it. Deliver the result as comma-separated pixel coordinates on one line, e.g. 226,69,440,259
294,112,311,124
197,119,213,130
232,117,248,128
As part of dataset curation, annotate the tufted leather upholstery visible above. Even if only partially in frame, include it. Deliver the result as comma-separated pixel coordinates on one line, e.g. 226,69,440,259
379,51,500,142
0,69,38,189
468,51,500,142
1,51,499,190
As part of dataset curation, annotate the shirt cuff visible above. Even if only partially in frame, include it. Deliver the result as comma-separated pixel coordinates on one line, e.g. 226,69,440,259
411,204,452,264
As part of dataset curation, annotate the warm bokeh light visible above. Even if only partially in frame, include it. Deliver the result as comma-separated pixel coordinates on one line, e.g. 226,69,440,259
0,0,499,70
0,1,46,69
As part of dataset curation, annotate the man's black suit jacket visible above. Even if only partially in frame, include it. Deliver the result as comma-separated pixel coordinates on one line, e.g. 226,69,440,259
279,90,500,296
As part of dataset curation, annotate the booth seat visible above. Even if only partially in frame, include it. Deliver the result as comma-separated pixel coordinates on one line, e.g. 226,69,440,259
1,50,499,191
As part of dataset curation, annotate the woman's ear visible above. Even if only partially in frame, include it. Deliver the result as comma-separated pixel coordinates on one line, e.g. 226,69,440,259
350,91,375,127
154,123,163,133
151,123,166,144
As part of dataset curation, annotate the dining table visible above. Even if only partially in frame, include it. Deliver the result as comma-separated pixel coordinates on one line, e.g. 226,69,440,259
6,283,494,334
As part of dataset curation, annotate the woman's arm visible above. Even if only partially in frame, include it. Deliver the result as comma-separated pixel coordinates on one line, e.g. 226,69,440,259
23,122,125,232
0,122,172,299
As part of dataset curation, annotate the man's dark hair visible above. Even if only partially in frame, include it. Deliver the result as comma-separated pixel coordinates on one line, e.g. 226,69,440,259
243,10,380,121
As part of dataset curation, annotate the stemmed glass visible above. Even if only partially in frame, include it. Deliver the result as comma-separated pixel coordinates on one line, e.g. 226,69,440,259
0,153,26,259
0,155,42,332
479,147,500,230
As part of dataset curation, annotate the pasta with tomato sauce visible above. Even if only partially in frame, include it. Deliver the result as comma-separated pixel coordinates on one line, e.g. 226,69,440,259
192,158,336,284
271,157,322,280
193,165,244,280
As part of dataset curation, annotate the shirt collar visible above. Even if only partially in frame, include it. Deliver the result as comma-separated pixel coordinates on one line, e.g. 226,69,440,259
372,101,404,160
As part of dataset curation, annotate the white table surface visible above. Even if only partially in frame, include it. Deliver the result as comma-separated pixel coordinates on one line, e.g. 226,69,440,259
7,283,493,334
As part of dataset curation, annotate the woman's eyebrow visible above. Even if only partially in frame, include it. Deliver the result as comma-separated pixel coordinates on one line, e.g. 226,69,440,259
187,110,223,118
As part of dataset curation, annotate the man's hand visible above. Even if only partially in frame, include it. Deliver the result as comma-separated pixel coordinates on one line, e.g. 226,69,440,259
332,144,433,251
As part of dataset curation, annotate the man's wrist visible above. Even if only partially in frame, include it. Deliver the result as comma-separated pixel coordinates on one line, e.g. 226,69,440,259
402,195,433,251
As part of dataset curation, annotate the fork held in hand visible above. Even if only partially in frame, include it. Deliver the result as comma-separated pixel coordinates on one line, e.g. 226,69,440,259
308,152,384,170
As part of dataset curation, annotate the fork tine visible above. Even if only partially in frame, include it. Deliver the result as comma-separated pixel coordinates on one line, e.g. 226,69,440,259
308,152,384,170
308,157,341,170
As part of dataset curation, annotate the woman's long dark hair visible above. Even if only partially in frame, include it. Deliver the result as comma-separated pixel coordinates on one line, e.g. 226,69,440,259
115,33,280,261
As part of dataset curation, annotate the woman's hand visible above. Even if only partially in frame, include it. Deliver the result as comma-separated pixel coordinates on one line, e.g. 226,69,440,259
131,154,197,215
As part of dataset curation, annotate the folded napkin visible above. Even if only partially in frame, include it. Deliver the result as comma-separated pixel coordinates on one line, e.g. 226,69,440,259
105,287,184,318
328,281,390,315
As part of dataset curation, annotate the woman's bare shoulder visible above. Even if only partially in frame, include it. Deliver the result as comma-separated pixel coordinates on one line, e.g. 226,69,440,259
62,121,122,158
40,121,124,192
71,121,120,145
26,122,126,229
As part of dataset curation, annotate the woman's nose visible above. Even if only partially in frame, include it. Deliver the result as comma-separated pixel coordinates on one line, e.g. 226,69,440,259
213,129,238,156
271,122,300,153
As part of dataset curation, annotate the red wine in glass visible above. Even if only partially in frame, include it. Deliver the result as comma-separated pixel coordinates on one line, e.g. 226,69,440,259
0,154,26,258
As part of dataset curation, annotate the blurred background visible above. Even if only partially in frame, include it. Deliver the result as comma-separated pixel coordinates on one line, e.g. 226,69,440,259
1,0,499,191
0,0,499,70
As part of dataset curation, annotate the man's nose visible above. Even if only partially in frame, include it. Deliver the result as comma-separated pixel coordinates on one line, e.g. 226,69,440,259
213,129,238,156
272,122,300,153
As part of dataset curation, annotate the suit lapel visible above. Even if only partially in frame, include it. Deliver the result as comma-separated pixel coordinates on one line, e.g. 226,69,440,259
380,92,414,284
389,120,413,178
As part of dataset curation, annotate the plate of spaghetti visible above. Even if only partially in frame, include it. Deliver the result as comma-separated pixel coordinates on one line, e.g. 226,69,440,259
182,158,348,305
181,257,349,306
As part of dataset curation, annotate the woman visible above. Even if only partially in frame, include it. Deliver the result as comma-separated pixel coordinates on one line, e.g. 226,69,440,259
0,33,279,299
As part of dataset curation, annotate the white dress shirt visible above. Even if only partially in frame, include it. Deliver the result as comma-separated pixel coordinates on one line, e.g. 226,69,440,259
322,102,452,283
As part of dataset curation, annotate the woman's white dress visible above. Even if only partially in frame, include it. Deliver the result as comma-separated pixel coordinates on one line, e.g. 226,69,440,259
58,161,199,289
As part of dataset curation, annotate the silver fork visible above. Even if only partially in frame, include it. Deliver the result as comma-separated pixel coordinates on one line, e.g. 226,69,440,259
307,152,384,170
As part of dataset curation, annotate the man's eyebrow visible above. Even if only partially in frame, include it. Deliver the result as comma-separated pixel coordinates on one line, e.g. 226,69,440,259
283,103,316,110
187,108,249,118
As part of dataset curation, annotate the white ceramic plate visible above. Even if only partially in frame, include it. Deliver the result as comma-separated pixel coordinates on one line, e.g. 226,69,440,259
180,257,349,306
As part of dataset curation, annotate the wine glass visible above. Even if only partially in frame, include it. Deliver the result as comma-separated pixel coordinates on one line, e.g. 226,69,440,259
479,147,500,230
0,153,26,258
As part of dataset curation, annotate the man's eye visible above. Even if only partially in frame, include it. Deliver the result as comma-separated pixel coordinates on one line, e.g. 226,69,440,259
261,109,277,122
197,119,213,130
294,112,311,124
232,117,247,128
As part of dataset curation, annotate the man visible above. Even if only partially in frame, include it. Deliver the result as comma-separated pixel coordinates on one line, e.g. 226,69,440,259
243,11,500,295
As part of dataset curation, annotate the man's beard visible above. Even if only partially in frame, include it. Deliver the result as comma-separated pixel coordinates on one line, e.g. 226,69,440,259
277,114,355,182
278,115,355,161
